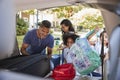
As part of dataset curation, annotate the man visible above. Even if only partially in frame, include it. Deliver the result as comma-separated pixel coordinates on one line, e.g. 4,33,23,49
21,20,54,58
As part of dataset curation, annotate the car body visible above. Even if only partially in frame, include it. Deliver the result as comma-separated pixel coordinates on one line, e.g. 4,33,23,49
0,0,120,80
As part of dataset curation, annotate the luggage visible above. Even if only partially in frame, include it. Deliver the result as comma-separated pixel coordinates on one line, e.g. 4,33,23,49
0,54,51,77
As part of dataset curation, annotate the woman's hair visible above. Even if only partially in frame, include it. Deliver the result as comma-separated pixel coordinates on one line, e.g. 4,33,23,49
100,30,106,38
62,33,79,46
100,30,108,47
60,19,75,34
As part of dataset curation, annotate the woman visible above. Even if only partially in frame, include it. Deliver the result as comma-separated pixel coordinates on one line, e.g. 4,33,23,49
58,19,76,50
94,30,109,75
60,19,75,34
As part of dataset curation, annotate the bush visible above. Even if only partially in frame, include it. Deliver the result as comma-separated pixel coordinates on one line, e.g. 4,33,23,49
16,16,28,35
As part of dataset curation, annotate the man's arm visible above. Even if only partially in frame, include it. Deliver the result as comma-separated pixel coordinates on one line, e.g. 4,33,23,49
47,47,53,58
47,35,54,58
21,43,30,56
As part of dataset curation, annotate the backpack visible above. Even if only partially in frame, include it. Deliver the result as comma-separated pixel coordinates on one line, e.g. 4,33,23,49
51,63,75,80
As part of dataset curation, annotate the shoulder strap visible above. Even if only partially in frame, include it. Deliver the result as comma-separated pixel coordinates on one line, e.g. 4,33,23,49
100,29,105,80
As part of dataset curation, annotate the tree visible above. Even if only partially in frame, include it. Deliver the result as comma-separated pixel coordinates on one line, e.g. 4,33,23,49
51,5,84,18
79,14,104,30
16,15,28,35
22,9,35,15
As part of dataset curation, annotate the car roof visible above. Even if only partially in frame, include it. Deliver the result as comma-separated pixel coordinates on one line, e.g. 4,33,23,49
14,0,120,12
14,0,70,11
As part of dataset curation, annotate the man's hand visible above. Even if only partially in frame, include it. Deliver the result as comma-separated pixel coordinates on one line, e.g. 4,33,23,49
21,43,30,56
47,54,52,59
47,47,53,59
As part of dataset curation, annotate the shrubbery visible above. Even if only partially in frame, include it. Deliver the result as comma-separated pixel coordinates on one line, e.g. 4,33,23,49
16,16,28,35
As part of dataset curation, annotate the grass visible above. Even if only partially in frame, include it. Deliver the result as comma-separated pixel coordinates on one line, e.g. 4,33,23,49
17,35,24,48
17,34,62,55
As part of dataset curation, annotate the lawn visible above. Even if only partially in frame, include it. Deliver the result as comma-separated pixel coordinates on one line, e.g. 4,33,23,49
17,35,24,48
17,34,62,55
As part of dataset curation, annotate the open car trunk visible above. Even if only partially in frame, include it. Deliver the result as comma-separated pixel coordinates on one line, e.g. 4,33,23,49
0,0,120,80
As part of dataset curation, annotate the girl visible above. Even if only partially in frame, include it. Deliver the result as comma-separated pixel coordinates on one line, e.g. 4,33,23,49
62,33,79,63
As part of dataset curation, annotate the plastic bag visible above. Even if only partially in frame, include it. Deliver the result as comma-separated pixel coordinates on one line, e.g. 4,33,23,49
69,37,101,75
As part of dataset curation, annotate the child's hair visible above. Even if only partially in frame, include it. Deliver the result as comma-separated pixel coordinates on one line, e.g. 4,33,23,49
63,33,79,46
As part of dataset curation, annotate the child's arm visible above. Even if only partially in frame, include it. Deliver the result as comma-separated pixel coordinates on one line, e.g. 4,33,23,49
86,27,99,40
57,43,66,51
